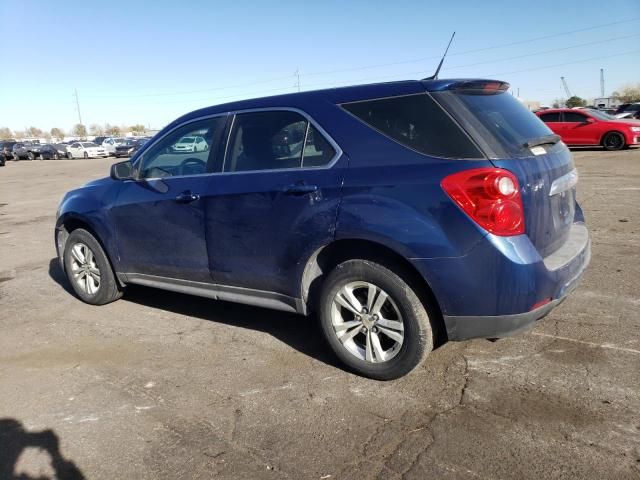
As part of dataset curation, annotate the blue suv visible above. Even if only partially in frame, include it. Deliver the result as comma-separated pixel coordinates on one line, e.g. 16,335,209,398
56,79,590,379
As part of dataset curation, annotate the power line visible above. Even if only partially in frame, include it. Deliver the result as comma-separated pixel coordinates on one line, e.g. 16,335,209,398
81,17,639,101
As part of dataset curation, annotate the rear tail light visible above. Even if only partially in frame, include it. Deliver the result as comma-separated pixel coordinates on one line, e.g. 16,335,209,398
441,168,525,236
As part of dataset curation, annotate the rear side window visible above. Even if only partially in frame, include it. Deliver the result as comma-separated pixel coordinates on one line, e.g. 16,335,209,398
225,111,336,172
539,112,561,122
563,112,587,123
342,94,483,159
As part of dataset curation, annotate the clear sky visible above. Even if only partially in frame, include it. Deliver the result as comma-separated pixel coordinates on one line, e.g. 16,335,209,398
1,0,639,133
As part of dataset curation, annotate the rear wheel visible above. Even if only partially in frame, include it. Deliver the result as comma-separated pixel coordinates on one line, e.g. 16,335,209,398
603,132,625,151
319,259,433,380
63,229,122,305
54,153,59,160
83,152,89,159
27,152,34,160
67,152,73,159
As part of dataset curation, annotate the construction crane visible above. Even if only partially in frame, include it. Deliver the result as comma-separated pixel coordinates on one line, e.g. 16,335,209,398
600,68,605,97
561,77,572,98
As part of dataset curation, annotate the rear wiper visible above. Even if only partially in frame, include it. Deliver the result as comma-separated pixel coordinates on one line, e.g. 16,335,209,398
523,134,561,149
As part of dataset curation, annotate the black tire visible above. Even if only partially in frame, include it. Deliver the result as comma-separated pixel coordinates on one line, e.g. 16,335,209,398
13,154,19,161
602,132,625,151
54,153,59,160
63,228,123,305
318,259,433,380
67,152,72,159
83,152,89,159
27,152,34,160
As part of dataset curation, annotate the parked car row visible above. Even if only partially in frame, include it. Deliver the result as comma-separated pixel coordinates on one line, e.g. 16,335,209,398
0,136,151,165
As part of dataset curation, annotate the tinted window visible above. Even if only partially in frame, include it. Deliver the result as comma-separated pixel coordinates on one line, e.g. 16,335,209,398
563,112,588,123
342,93,483,159
226,111,307,172
433,90,553,157
539,112,561,122
139,117,225,178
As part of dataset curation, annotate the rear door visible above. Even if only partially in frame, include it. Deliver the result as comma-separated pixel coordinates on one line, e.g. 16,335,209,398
433,85,577,257
204,109,345,298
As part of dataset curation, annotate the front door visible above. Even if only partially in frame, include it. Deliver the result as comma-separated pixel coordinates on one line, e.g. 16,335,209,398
562,111,597,145
204,110,345,298
109,116,227,282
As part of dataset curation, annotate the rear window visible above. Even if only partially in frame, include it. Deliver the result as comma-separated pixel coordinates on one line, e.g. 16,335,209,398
342,94,483,159
433,90,554,158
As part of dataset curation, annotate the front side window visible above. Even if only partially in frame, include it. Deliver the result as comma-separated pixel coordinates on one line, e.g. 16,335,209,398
563,112,588,123
225,111,336,172
138,117,225,179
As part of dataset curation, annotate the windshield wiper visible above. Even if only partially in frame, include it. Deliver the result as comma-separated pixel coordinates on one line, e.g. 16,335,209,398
523,134,561,149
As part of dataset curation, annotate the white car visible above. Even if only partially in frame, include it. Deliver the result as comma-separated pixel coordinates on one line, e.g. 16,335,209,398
172,135,208,153
101,137,127,156
67,142,109,159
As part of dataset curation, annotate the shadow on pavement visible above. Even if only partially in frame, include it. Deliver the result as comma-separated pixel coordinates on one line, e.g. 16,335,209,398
0,418,85,480
48,258,344,371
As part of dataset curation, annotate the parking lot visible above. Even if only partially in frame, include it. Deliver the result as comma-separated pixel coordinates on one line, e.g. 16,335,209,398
0,148,639,479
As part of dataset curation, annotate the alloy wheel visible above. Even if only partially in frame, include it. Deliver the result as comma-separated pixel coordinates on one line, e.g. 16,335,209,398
69,242,101,295
330,281,404,363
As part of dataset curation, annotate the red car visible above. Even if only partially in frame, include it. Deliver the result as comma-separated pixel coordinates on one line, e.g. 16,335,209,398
536,108,640,151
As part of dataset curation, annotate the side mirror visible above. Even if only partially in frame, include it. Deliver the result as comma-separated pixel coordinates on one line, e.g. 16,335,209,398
110,160,135,180
585,117,595,123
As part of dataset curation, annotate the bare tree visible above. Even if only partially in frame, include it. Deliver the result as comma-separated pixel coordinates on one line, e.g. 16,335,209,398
105,124,121,136
0,127,13,139
14,130,25,139
50,128,65,140
72,124,87,138
26,126,43,138
130,124,145,134
612,83,640,103
89,123,104,136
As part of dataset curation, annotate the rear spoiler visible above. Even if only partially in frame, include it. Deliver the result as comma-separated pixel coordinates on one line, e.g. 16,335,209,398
422,79,510,94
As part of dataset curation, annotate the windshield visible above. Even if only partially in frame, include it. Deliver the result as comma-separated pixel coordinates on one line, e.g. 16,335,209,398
177,137,195,144
434,90,554,158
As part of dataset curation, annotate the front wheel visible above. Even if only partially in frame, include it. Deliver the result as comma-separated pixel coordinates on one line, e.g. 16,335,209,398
83,152,89,159
27,152,34,160
63,229,123,305
603,132,625,151
67,152,73,159
319,259,433,380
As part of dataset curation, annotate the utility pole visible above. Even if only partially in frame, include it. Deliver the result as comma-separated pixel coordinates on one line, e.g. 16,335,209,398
73,89,83,126
600,68,605,97
294,69,301,92
560,77,572,98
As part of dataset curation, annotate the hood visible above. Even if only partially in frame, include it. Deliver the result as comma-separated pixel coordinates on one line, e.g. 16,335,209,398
83,176,113,188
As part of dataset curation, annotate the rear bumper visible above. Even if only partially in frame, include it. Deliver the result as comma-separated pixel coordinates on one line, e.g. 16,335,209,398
411,222,591,341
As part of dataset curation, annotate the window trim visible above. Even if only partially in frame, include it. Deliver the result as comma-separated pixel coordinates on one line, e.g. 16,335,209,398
134,107,342,181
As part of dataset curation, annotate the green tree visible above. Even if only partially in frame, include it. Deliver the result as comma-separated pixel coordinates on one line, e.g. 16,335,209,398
565,96,587,108
50,128,64,140
0,127,13,139
612,83,640,103
72,124,87,138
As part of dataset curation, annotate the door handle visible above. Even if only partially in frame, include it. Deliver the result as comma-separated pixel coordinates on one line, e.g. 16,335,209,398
283,183,319,196
175,191,200,203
